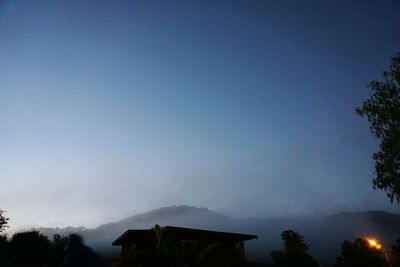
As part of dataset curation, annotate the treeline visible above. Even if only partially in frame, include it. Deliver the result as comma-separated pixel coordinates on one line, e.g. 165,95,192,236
0,231,68,267
0,209,67,267
271,229,400,267
2,208,400,267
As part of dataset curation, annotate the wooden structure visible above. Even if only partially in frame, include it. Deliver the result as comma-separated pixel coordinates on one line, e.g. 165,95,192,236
112,225,257,260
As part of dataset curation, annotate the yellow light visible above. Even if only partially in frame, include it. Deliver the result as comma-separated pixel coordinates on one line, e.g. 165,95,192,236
367,238,382,250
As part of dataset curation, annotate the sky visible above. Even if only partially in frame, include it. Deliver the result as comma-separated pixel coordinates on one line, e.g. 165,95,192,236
0,0,400,230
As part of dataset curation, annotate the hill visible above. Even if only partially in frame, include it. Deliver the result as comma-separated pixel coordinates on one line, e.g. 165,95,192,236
34,206,400,265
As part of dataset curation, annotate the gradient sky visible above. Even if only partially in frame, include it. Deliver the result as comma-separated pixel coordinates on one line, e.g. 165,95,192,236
1,0,400,230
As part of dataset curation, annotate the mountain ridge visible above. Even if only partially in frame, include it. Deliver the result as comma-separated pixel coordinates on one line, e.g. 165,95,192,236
33,205,400,265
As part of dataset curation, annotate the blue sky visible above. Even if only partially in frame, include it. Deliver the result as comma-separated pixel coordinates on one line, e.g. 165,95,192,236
1,0,400,229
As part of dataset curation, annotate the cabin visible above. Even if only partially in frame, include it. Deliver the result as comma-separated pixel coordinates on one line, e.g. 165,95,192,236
112,225,257,263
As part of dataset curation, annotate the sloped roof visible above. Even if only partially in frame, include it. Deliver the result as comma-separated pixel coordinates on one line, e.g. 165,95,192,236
112,226,257,246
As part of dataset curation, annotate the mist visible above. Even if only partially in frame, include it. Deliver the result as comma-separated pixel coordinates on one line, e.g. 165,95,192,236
1,0,400,237
31,206,400,266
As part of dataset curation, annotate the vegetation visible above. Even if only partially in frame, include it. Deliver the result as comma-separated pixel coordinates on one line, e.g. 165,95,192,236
356,52,400,203
9,231,53,266
271,230,319,267
0,209,9,259
335,238,389,267
390,236,400,267
0,209,9,235
280,230,308,255
0,230,68,267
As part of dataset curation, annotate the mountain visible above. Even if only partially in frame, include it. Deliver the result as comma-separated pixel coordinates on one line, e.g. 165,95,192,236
96,205,235,234
87,205,236,256
327,210,400,238
34,206,400,265
37,206,236,258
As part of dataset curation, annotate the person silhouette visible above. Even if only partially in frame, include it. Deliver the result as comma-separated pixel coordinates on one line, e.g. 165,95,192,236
59,234,111,267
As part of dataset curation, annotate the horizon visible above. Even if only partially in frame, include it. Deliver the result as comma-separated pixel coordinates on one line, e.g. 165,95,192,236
1,1,400,231
5,204,400,266
6,204,400,233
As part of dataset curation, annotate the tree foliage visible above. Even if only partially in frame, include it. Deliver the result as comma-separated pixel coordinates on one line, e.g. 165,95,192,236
0,230,67,267
0,209,9,235
356,53,400,202
271,230,319,267
280,230,308,255
335,238,388,267
389,234,400,267
8,231,52,266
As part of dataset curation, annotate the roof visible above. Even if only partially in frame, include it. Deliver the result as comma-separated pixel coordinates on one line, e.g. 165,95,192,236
112,226,257,246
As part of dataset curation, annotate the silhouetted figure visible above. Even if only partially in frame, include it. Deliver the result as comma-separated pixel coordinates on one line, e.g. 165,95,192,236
59,234,110,267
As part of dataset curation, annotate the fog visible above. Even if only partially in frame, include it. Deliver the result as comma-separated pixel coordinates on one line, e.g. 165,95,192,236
1,0,400,231
34,206,400,265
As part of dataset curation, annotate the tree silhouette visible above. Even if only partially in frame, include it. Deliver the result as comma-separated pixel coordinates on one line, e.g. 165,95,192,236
0,227,67,266
390,234,400,267
49,234,68,267
356,52,400,203
280,230,308,255
335,238,388,267
8,231,52,267
0,234,8,259
59,234,110,267
271,230,319,267
0,209,9,260
0,209,9,235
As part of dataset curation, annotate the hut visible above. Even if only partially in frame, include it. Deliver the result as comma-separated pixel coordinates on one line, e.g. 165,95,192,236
112,225,257,263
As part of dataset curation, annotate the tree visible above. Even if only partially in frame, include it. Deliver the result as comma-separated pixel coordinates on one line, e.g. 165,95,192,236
49,234,68,267
271,230,319,267
0,209,9,235
0,209,9,259
280,230,308,255
356,53,400,203
8,231,53,267
335,238,388,267
389,233,400,267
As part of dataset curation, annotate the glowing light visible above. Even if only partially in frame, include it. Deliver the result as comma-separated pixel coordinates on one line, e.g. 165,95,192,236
367,238,382,250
